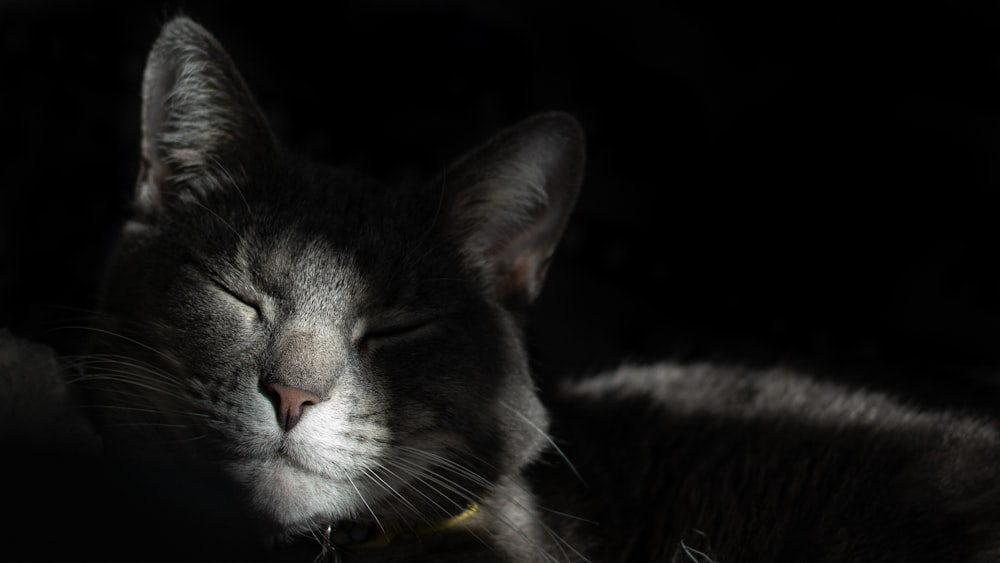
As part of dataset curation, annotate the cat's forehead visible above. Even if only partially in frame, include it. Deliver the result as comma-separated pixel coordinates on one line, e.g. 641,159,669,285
254,163,431,236
228,168,446,307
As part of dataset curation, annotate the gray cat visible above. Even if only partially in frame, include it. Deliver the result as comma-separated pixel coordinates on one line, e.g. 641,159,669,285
75,16,1000,562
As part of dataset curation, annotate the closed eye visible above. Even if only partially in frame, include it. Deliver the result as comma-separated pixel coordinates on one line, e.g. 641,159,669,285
211,280,262,320
359,319,434,348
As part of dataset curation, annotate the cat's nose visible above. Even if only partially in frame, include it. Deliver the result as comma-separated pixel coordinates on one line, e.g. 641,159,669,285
267,383,322,432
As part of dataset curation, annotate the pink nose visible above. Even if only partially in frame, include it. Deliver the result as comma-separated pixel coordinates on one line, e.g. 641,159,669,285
267,383,321,432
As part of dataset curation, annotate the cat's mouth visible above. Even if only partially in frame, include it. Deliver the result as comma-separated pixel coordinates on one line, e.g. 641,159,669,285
269,438,341,476
274,443,296,462
266,444,310,476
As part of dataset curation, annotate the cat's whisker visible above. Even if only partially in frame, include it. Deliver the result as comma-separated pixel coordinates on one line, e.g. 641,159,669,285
71,376,186,398
386,455,477,513
500,401,586,487
395,446,589,562
99,419,191,429
376,458,456,523
424,440,595,529
534,518,591,563
37,316,116,334
73,402,206,420
397,458,564,563
349,400,424,422
418,172,448,246
397,176,447,269
355,476,425,544
302,526,323,549
53,325,179,365
64,351,174,372
84,404,207,424
74,361,181,382
388,468,488,526
208,156,253,215
87,363,182,388
535,505,599,526
361,464,428,527
405,237,455,271
187,199,247,242
396,446,495,491
680,539,718,563
382,457,510,558
62,350,194,405
35,303,112,317
392,464,505,557
99,427,209,448
345,472,386,536
30,306,114,335
78,372,192,401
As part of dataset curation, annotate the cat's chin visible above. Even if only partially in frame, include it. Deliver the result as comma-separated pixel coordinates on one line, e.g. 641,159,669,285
232,456,375,535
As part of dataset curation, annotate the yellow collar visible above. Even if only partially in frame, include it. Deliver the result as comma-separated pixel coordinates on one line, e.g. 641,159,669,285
349,502,480,550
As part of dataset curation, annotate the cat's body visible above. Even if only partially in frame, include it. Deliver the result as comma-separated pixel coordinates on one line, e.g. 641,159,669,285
60,16,1000,562
538,364,1000,561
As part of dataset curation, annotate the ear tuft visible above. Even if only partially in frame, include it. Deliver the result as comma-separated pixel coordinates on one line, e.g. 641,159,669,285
440,112,585,307
137,17,275,216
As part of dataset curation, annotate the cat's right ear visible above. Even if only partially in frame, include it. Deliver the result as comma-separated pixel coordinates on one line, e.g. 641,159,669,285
136,17,276,218
437,112,585,309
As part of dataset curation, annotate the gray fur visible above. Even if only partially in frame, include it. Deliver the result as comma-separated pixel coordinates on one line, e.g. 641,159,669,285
78,16,1000,563
87,16,579,559
137,17,275,216
541,364,1000,561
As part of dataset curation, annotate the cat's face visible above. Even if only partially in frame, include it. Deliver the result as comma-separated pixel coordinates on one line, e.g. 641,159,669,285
85,17,583,543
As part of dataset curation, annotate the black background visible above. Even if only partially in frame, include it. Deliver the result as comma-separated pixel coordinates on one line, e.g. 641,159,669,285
3,1,1000,390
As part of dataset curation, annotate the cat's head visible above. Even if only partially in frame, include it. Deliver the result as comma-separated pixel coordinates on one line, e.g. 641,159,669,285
86,17,583,544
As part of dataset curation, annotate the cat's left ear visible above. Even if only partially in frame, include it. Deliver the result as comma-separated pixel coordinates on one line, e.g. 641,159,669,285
136,17,277,218
439,112,585,307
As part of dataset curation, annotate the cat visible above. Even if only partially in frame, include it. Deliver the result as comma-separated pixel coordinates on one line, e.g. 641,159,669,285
67,16,1000,563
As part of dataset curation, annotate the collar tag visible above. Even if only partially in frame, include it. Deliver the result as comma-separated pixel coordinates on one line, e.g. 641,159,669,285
314,524,342,563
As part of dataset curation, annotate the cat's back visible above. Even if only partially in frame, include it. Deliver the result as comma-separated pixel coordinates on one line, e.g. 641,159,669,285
535,362,1000,562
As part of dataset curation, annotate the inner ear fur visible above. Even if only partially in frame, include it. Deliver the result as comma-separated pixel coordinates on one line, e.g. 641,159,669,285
136,16,276,217
438,112,585,307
